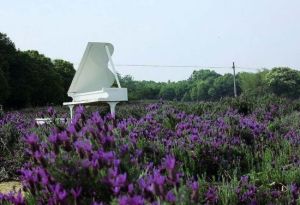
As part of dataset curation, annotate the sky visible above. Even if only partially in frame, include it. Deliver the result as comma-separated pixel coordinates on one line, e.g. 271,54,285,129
1,0,300,82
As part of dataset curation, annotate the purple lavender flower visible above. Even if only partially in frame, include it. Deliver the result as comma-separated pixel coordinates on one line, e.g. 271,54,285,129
153,170,165,186
24,134,39,145
164,155,176,171
128,184,134,193
74,139,92,152
58,131,69,142
205,187,218,204
290,184,299,201
48,133,58,144
166,190,176,203
118,195,144,205
51,183,67,201
189,181,200,202
190,181,199,191
91,201,104,205
270,190,280,198
71,187,82,199
47,107,56,116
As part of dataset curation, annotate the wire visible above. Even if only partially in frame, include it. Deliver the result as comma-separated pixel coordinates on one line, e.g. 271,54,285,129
73,62,268,70
115,64,263,70
115,64,227,68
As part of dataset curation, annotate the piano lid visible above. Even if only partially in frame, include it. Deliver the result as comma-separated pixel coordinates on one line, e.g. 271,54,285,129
68,42,116,95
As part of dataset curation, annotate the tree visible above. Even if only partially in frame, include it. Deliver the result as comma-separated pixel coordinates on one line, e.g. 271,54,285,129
0,32,72,107
0,33,16,105
174,81,190,101
209,74,240,99
0,68,9,104
119,75,139,100
5,51,33,107
159,83,176,100
238,72,258,93
190,81,210,101
188,70,221,101
238,70,268,95
189,69,221,82
265,67,300,98
53,59,75,100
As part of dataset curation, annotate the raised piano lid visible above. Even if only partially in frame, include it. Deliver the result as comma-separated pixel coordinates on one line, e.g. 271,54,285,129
68,42,116,96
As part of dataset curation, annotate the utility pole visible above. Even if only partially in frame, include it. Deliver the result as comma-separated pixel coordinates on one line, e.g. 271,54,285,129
232,62,237,97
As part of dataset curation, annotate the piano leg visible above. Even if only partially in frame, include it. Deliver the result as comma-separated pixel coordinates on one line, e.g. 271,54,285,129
107,102,119,117
68,105,74,119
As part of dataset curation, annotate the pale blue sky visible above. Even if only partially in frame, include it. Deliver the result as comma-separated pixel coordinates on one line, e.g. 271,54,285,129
1,0,300,82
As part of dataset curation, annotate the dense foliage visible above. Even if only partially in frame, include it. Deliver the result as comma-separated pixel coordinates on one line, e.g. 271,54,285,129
1,96,300,204
0,111,36,182
120,68,300,101
1,32,300,109
0,33,75,108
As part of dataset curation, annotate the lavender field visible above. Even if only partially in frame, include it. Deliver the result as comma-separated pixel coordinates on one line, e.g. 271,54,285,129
1,96,300,204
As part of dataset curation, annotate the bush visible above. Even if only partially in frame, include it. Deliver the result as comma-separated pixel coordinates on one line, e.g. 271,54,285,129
18,107,205,204
0,112,34,181
1,97,300,204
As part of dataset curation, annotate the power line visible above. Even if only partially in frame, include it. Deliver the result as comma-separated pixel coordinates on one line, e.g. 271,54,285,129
115,64,262,70
72,61,268,70
115,64,227,68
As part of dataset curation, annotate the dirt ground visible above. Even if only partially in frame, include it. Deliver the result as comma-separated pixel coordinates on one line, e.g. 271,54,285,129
0,181,22,194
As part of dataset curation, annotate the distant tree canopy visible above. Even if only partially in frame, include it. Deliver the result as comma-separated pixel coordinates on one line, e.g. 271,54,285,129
1,32,300,108
120,67,300,102
121,67,300,101
0,32,75,108
265,67,300,98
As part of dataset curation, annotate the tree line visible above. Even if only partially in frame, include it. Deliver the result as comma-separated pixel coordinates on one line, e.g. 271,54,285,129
0,33,75,108
120,67,300,101
1,32,300,108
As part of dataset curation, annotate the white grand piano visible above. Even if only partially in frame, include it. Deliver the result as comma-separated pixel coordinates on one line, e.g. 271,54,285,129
63,42,128,118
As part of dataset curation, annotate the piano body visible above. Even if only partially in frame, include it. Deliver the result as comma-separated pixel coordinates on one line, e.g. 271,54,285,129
63,42,128,118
